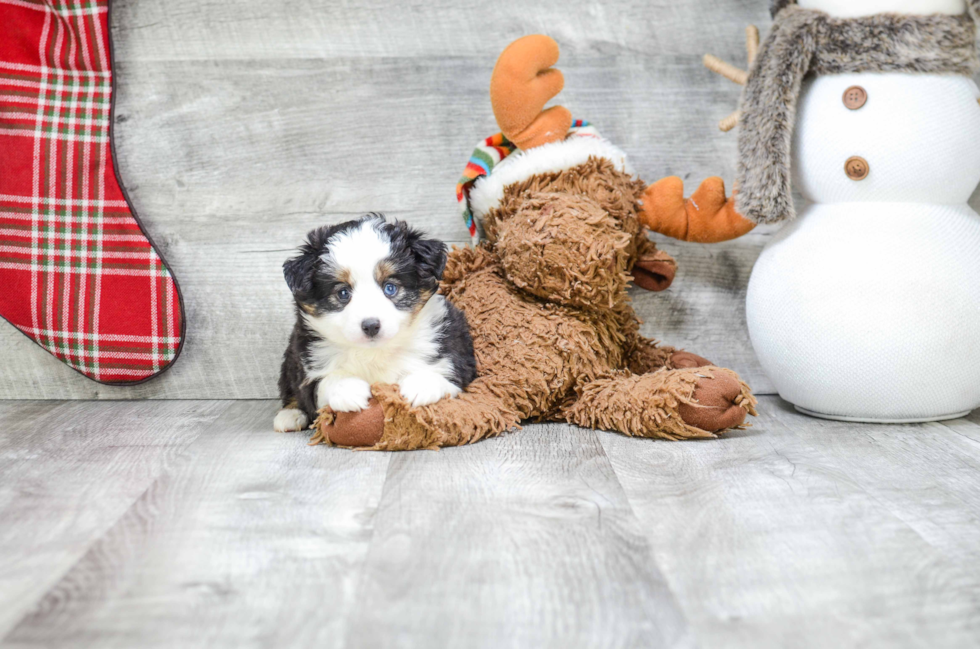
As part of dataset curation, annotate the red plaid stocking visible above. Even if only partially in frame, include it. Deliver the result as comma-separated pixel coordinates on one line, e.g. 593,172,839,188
0,0,184,384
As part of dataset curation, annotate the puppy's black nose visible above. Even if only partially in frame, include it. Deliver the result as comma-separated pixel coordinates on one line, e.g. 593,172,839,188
361,318,381,338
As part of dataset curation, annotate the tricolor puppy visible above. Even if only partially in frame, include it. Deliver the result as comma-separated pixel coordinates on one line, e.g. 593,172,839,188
274,214,477,433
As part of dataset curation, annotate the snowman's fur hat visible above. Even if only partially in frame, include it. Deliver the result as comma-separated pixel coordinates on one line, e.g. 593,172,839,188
771,0,794,15
772,0,980,18
738,4,979,223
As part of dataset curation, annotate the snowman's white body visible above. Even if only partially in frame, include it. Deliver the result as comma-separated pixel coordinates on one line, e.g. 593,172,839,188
745,0,980,421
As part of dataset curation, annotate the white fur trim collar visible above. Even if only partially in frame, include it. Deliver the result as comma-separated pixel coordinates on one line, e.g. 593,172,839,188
468,135,632,223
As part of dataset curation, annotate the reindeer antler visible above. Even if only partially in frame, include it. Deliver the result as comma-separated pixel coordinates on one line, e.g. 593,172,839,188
490,35,572,150
637,26,761,242
703,26,759,132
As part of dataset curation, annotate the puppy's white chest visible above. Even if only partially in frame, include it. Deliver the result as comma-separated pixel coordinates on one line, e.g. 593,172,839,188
308,342,410,384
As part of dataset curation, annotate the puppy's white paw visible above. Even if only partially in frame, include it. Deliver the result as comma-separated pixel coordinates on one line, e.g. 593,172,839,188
273,408,309,433
321,378,373,412
399,373,462,408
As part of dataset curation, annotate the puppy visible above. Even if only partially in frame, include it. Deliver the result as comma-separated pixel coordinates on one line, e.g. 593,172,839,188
274,213,477,433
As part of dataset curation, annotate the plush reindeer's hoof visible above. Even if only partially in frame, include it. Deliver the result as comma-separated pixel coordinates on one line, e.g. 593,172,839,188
678,372,747,433
670,351,713,369
319,399,385,448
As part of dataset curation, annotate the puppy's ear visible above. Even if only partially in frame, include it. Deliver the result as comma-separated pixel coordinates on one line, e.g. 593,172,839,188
283,226,329,300
283,250,317,299
411,237,448,290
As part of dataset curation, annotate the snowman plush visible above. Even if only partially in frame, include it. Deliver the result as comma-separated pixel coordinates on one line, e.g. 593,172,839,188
643,0,980,422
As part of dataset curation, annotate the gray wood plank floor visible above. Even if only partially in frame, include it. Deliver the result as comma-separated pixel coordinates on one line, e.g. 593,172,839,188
2,397,979,648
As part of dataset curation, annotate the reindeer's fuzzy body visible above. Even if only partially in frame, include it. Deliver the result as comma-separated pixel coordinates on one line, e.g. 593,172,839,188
314,156,755,450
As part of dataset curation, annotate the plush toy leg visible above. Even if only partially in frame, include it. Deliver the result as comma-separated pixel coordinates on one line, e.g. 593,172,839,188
312,380,523,451
626,334,714,374
565,367,757,439
310,399,387,448
670,351,714,369
626,340,676,374
640,176,756,243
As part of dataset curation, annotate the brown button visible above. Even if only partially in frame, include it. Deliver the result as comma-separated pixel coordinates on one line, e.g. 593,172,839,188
845,156,869,180
843,85,868,110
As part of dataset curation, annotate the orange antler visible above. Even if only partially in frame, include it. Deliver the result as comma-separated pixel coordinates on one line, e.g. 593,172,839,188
638,26,760,243
490,35,572,150
640,177,755,243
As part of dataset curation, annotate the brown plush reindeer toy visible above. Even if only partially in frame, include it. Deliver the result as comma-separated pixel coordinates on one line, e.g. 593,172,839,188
312,35,756,450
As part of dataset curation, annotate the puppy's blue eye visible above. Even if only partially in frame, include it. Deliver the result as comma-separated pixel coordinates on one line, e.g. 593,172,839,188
383,282,398,297
337,287,351,302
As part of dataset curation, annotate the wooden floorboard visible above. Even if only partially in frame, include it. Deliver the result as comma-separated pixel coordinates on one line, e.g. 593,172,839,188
3,398,980,648
0,400,228,640
600,397,980,649
1,401,390,649
345,423,692,649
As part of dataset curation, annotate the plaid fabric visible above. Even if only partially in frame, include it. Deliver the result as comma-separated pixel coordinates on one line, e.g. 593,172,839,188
0,0,184,384
457,119,596,245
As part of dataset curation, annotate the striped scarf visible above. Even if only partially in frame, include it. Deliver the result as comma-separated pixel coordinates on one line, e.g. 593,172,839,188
457,119,595,244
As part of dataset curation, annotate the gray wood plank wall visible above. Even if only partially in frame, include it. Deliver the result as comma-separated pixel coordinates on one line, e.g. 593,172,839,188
2,0,978,399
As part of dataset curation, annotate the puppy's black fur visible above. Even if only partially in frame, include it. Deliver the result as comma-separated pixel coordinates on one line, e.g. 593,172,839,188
436,306,478,389
278,214,477,422
278,320,322,418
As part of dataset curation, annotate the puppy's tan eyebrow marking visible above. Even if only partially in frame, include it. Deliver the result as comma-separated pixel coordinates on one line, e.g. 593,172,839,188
374,260,396,285
337,268,352,286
